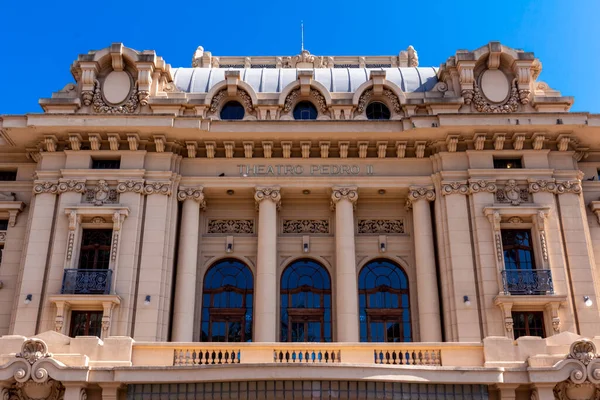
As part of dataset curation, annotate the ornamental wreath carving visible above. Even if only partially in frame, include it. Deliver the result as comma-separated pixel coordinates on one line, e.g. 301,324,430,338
471,78,519,113
208,219,254,234
552,339,600,400
90,79,140,114
283,219,330,234
358,219,405,234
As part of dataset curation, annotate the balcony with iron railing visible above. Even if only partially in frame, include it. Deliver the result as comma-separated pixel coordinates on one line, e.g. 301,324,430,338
61,268,113,295
501,269,554,295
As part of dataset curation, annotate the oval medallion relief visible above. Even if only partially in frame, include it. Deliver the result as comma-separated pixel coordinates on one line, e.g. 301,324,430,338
480,69,509,103
102,71,132,104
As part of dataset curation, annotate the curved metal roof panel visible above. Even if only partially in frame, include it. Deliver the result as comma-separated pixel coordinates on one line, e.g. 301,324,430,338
172,67,439,94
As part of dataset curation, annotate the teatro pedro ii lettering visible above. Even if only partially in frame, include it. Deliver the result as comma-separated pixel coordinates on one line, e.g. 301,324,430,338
1,41,600,400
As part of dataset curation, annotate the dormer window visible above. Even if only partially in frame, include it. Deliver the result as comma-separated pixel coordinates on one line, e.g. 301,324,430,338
92,158,120,170
220,101,245,120
494,158,522,169
293,101,318,120
366,102,391,120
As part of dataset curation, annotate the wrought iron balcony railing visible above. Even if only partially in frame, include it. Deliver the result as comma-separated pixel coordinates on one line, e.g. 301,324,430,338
501,269,553,295
61,269,113,295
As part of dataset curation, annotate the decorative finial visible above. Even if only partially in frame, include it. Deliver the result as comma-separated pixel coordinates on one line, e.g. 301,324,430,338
301,21,304,52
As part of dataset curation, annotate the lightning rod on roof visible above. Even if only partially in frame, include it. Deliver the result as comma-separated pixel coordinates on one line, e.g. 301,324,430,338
301,20,304,52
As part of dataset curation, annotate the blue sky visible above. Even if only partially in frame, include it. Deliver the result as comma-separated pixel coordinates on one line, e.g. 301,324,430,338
0,0,598,114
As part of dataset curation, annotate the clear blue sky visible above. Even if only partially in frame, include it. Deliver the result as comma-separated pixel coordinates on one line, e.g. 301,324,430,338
1,0,598,114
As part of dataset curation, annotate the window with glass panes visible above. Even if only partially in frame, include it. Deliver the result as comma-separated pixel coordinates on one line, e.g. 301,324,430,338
70,311,102,337
512,311,545,339
78,229,112,269
501,229,535,270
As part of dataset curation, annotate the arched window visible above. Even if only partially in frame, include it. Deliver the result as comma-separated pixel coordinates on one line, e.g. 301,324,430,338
201,259,253,342
293,101,318,120
359,259,411,342
280,259,331,342
220,101,245,120
366,101,391,120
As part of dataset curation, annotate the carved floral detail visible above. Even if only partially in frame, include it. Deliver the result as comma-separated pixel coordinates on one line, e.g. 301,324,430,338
356,89,401,114
16,339,51,365
358,219,405,234
283,219,330,234
209,88,255,115
84,180,118,206
472,78,519,113
461,89,474,105
283,88,328,114
91,80,139,114
208,219,254,234
568,339,598,366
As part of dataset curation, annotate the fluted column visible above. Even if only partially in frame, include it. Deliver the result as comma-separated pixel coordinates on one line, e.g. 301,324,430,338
408,186,442,342
254,186,281,342
172,187,205,342
331,186,359,342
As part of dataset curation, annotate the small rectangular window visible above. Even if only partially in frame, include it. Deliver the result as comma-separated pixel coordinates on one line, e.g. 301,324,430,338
91,159,120,170
0,170,17,181
512,311,545,339
493,158,522,169
69,311,103,337
0,220,8,230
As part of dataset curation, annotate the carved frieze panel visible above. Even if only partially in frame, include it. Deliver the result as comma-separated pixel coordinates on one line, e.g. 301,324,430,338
282,219,330,234
358,219,405,234
495,180,529,205
84,180,118,206
207,219,255,234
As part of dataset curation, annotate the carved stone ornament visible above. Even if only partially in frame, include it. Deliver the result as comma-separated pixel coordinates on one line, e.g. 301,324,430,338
177,187,206,208
507,216,524,224
91,79,139,114
331,187,358,210
469,180,497,193
255,187,281,209
471,78,519,113
33,182,59,195
553,339,600,400
0,231,6,242
209,88,255,115
116,180,144,193
143,182,172,196
283,219,330,234
408,187,436,203
57,180,86,194
529,179,582,195
208,219,254,234
356,88,401,114
16,339,51,365
496,180,528,205
441,182,469,196
283,88,328,114
90,216,106,224
529,180,558,193
568,339,599,366
84,180,118,206
358,219,405,234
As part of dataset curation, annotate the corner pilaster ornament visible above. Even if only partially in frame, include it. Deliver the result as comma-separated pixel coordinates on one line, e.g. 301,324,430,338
116,180,144,194
177,187,206,209
143,181,172,196
441,182,469,195
330,186,358,210
254,186,281,210
33,181,59,195
469,180,497,193
57,180,86,194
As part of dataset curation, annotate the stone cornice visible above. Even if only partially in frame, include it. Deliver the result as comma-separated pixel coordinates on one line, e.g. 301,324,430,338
177,187,206,209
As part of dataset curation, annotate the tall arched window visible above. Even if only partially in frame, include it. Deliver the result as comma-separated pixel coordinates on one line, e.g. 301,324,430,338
359,259,411,342
280,259,331,342
201,259,253,342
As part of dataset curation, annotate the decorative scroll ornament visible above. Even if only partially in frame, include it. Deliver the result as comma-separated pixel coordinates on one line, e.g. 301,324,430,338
557,180,583,194
283,88,328,114
177,187,206,208
208,219,254,234
0,231,6,242
209,88,255,114
283,219,330,234
358,219,405,234
441,182,469,195
116,180,144,193
356,89,401,114
472,78,519,113
16,339,51,365
408,187,436,203
143,182,172,196
568,339,599,366
91,79,139,114
553,339,600,400
496,180,528,205
529,180,558,193
255,187,281,209
57,180,86,193
33,182,59,195
330,186,358,210
84,180,118,206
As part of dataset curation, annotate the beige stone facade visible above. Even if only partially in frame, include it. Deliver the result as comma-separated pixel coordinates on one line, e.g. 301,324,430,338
0,41,600,399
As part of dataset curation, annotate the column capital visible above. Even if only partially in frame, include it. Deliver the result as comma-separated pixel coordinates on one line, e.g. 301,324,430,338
330,186,358,210
33,180,59,195
177,186,206,209
57,180,87,194
408,186,435,203
255,186,281,209
117,180,145,193
441,181,469,196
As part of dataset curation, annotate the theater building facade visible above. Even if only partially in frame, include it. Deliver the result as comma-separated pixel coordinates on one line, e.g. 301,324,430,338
1,42,600,400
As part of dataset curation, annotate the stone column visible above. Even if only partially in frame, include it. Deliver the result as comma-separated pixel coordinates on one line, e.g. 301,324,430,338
408,186,442,342
172,187,205,342
13,181,59,336
331,186,359,342
254,186,281,342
